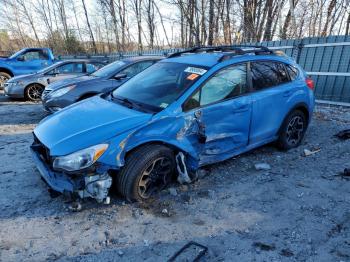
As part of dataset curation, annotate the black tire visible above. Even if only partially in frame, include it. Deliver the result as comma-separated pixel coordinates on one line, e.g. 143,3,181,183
277,109,307,150
117,144,175,202
25,84,44,102
0,72,11,89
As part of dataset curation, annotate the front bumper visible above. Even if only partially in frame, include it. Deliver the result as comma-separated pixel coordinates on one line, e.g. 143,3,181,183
31,142,112,202
3,82,25,98
30,145,83,193
41,94,76,113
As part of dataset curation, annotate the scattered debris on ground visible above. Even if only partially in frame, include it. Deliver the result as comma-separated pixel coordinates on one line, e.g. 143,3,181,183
303,147,321,156
254,162,271,171
168,241,208,262
335,129,350,140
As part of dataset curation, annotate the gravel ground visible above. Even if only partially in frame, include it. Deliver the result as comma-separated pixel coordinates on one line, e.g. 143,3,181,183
0,92,349,262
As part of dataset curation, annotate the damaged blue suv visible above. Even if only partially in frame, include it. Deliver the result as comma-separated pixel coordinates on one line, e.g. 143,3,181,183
31,46,315,203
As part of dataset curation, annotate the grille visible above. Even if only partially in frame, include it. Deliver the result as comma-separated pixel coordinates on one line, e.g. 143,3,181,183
32,134,52,165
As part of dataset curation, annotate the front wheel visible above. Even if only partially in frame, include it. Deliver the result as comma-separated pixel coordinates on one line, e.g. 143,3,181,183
277,109,307,150
25,84,44,101
116,144,175,202
0,72,11,89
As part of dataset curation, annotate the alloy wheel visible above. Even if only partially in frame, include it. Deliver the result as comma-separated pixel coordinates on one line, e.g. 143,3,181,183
27,84,44,101
286,115,304,146
138,157,172,199
0,75,9,88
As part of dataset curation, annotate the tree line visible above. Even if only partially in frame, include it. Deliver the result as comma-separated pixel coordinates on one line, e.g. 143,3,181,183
0,0,349,55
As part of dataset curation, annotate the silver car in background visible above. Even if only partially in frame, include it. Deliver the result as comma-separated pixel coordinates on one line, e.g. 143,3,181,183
3,59,105,101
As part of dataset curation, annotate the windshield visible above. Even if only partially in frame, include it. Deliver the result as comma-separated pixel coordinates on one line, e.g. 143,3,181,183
91,60,126,77
112,62,207,110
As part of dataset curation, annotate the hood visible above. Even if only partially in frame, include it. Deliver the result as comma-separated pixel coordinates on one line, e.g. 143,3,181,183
46,75,99,91
8,73,37,82
34,96,152,155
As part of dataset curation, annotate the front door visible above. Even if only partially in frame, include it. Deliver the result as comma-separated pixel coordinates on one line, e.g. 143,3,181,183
182,63,252,165
16,49,50,74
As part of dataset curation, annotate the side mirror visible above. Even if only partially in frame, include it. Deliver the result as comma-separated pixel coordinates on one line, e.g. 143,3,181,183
17,56,25,62
114,73,127,80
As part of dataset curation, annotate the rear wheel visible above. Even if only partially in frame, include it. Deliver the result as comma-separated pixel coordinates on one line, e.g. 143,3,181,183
277,109,307,150
25,84,44,101
0,72,11,89
116,144,175,202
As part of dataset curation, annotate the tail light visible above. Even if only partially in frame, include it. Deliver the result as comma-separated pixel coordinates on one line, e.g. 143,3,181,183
305,77,315,91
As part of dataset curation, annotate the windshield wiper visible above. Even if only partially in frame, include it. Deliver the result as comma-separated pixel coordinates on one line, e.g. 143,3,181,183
111,95,136,109
110,95,158,113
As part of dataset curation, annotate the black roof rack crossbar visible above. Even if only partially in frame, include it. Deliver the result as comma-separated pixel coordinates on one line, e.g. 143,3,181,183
218,46,274,62
167,45,274,60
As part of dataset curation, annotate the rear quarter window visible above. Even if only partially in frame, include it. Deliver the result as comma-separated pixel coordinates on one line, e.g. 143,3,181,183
286,65,299,80
251,61,290,90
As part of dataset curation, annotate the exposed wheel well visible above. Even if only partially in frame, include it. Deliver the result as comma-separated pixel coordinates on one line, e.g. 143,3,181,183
293,105,310,124
124,141,180,161
0,68,14,77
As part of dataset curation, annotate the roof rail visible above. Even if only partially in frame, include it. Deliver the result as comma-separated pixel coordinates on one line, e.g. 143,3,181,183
167,45,274,61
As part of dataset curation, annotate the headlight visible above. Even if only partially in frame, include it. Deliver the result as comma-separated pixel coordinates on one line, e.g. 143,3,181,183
53,144,108,172
50,85,75,98
9,81,24,86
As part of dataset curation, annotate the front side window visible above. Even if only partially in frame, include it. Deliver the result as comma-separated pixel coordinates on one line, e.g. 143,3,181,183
19,50,48,61
112,62,206,110
251,61,289,90
119,61,155,77
183,64,248,111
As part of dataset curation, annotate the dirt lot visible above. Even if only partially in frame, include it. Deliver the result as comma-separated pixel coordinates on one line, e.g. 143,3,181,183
0,92,349,262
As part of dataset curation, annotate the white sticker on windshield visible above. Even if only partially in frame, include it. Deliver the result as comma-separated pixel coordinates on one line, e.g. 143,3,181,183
184,67,207,75
160,103,168,108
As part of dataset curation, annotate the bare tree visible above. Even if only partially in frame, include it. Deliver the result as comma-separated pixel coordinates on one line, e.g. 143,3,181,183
81,0,97,53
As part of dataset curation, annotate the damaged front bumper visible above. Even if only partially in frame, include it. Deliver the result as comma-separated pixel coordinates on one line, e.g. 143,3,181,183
30,144,112,202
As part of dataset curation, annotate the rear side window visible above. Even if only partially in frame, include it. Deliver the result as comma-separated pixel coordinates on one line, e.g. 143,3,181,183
251,61,290,90
120,61,155,78
286,65,299,80
86,63,104,73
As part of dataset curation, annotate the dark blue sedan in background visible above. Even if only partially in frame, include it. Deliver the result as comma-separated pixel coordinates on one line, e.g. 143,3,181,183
41,56,162,113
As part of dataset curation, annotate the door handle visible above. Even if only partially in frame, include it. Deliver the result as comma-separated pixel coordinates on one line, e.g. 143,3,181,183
233,104,249,113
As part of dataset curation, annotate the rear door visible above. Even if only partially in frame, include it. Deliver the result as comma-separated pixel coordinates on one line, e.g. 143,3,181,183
249,61,295,144
182,63,252,164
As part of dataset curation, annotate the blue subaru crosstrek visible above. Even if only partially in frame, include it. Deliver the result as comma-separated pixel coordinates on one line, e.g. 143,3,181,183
31,46,315,203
